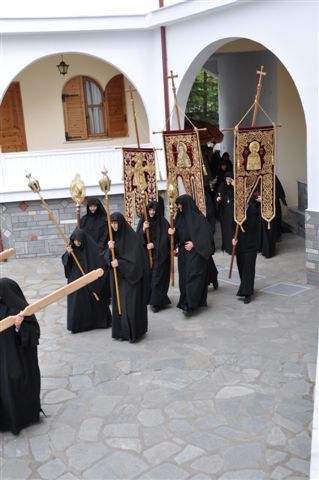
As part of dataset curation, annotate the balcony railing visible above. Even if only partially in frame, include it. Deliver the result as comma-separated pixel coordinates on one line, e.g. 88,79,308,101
0,144,166,202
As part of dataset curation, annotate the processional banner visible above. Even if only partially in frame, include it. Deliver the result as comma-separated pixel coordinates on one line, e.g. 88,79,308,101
234,125,275,227
123,147,157,226
163,130,206,216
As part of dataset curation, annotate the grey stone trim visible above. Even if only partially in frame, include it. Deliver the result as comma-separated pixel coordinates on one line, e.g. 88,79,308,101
305,209,319,285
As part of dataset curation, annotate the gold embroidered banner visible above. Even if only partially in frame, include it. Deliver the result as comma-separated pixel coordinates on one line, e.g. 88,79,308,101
123,148,157,226
234,125,275,226
163,130,206,216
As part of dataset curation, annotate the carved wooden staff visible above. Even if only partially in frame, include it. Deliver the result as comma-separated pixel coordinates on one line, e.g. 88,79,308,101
141,190,153,270
26,172,99,301
70,173,86,228
0,248,15,262
167,178,177,286
168,70,181,130
0,268,103,332
99,169,122,316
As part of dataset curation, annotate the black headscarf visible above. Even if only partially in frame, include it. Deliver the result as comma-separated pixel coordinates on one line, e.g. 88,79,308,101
175,195,214,260
85,197,107,216
137,200,169,265
69,228,105,294
111,212,144,285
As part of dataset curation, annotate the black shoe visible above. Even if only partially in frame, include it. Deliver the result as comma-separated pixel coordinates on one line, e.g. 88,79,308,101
244,295,251,304
213,279,219,290
151,305,159,313
183,307,193,317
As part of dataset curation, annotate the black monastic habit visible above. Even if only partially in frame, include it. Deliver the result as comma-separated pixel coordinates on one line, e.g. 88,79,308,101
62,228,112,333
137,201,171,310
216,180,235,255
107,213,148,342
236,200,259,299
80,198,108,253
174,195,214,313
0,278,41,435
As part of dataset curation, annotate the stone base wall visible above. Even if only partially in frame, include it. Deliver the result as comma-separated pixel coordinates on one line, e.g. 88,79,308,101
305,210,319,286
0,195,124,258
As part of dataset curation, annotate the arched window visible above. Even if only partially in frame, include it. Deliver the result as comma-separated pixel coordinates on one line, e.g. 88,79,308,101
84,77,105,136
62,74,127,141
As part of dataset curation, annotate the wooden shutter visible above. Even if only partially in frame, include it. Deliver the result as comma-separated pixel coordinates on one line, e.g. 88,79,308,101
0,82,27,152
105,74,128,138
62,77,87,140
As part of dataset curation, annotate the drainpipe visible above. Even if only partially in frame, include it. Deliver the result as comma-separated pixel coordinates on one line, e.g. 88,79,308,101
159,0,170,130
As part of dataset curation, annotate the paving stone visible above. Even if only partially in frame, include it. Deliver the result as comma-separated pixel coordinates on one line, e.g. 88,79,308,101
49,424,76,450
266,426,287,446
191,454,223,474
143,426,170,448
265,449,288,466
143,440,181,466
270,465,292,479
223,443,263,469
66,442,108,471
138,408,165,426
287,432,312,459
105,437,142,452
218,470,266,480
174,444,205,465
43,388,76,404
78,417,104,441
82,451,148,479
215,386,255,399
138,462,189,479
4,436,29,458
37,459,66,480
285,458,310,476
1,459,31,479
103,423,139,438
29,434,51,462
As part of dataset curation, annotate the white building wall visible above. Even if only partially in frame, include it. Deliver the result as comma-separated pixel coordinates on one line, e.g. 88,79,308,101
0,0,318,210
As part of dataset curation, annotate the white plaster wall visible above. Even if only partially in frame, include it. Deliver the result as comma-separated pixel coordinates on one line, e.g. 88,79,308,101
277,62,307,207
1,0,318,209
16,54,149,150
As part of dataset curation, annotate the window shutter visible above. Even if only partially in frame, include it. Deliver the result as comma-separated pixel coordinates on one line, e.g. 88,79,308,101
62,77,87,140
105,74,128,138
0,82,27,152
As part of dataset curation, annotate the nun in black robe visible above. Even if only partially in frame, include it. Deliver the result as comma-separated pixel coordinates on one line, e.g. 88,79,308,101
80,197,108,253
216,172,235,255
235,199,259,304
107,213,148,342
174,195,214,316
137,200,171,312
0,278,41,435
62,228,112,333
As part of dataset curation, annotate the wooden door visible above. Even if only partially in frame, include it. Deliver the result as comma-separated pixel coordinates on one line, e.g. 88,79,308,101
0,82,27,152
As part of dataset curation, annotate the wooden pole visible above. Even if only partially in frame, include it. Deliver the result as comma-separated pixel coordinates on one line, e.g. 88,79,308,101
76,204,81,228
127,85,141,148
229,65,266,279
252,65,266,126
142,191,153,270
0,269,104,333
168,70,181,130
0,248,15,262
169,204,175,286
104,193,122,316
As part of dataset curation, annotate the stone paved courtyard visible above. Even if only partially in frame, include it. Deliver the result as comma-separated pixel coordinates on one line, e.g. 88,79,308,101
0,231,318,480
